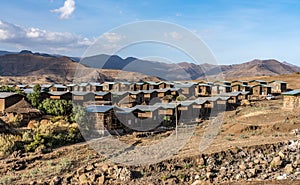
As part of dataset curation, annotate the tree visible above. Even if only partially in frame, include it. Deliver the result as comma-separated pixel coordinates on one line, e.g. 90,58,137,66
27,84,42,107
176,95,187,102
39,99,73,116
71,104,87,125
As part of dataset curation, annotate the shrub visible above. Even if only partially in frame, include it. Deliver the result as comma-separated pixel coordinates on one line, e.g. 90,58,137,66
0,134,17,156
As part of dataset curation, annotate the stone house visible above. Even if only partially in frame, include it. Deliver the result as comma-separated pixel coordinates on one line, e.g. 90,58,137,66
282,90,300,111
0,92,24,114
268,80,287,94
251,84,271,96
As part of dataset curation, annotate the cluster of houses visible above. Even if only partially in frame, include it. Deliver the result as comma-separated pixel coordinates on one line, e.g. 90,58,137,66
0,79,294,134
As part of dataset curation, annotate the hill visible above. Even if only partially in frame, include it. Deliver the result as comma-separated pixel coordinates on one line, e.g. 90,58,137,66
0,53,160,84
81,54,300,80
1,50,300,82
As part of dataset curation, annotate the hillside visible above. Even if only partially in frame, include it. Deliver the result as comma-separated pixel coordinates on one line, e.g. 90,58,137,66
81,54,300,80
1,51,300,82
0,53,160,84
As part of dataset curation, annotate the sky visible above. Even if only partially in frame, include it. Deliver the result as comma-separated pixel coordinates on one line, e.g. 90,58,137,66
0,0,300,65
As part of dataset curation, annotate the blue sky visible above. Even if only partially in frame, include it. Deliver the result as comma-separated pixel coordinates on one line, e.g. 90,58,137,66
0,0,300,65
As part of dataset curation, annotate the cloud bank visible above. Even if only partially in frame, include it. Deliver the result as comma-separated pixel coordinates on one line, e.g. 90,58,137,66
0,20,92,54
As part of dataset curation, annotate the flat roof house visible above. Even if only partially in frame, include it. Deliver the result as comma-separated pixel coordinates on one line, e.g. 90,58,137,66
196,83,211,97
46,91,72,101
251,84,271,96
0,92,24,114
86,105,124,134
49,84,67,92
268,80,287,94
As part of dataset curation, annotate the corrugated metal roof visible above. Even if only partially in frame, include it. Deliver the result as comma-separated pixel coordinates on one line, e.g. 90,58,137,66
0,92,18,98
135,105,160,112
71,91,92,96
86,105,114,113
47,91,70,96
282,90,300,96
154,102,178,109
94,92,110,96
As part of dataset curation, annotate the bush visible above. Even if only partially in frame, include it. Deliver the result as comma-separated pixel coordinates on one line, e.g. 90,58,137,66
24,123,83,152
0,134,18,157
39,99,73,116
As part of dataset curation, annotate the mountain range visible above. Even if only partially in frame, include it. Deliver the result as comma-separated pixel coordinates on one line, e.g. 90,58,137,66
0,50,299,83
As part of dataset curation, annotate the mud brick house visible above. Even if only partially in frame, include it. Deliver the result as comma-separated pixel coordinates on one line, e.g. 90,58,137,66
112,82,132,92
94,92,111,105
129,91,144,106
196,83,211,96
46,91,72,101
211,84,231,95
86,105,124,134
251,84,271,96
111,91,129,105
282,90,300,111
71,91,94,105
134,105,163,131
154,102,180,125
119,82,131,91
142,90,158,104
165,82,174,89
197,97,226,117
178,101,200,123
169,88,181,97
5,98,41,125
134,82,149,91
102,82,115,92
194,98,211,120
49,84,67,92
115,107,139,131
40,84,53,92
156,89,171,98
214,81,231,86
88,82,103,92
0,92,24,114
268,80,287,94
148,82,159,90
66,84,76,91
174,83,196,98
248,80,267,86
231,84,251,92
231,80,248,86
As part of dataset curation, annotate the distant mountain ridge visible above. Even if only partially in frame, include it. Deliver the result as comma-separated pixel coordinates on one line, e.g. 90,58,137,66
0,50,300,82
81,54,300,80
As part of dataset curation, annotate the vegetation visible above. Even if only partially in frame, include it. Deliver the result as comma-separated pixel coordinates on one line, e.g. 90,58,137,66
38,99,73,116
0,85,24,95
26,84,42,107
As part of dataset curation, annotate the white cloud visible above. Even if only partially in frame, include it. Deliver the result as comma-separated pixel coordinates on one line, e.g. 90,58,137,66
102,32,124,43
0,20,92,54
51,0,75,19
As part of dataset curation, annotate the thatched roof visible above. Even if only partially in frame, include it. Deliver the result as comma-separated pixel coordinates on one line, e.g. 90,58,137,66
5,99,41,114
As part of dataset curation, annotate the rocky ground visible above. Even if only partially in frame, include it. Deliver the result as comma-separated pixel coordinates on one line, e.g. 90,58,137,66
0,99,300,184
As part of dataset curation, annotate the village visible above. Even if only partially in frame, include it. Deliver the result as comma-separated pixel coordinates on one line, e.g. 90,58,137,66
1,79,298,136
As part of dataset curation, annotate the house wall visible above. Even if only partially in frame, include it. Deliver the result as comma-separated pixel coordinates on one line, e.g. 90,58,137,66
252,86,261,96
0,94,24,113
0,99,4,113
283,96,300,111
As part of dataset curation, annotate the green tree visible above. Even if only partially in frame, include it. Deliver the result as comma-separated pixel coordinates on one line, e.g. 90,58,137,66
39,99,73,116
71,104,87,125
27,84,42,107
